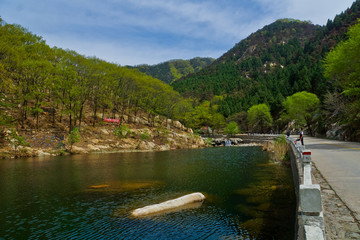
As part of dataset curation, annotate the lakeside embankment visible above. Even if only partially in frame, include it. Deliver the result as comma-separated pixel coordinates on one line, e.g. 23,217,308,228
0,118,207,159
1,124,284,159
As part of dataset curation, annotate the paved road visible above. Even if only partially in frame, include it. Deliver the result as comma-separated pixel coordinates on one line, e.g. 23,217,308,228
303,136,360,222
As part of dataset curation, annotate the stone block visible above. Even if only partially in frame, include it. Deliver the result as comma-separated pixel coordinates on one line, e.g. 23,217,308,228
300,184,322,214
303,164,312,185
302,150,312,163
304,225,325,240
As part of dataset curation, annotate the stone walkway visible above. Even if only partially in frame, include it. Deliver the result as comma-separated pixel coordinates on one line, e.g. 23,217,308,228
312,163,360,239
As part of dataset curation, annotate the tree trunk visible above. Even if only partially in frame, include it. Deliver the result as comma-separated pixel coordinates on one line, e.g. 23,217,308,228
78,103,85,131
305,117,314,136
52,106,56,126
127,100,131,124
69,102,72,133
148,112,152,126
120,104,126,124
35,97,40,129
93,102,97,127
59,104,63,123
36,112,39,130
69,113,72,133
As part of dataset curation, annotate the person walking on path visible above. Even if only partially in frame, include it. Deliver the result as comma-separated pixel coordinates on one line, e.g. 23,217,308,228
299,128,304,145
295,128,304,145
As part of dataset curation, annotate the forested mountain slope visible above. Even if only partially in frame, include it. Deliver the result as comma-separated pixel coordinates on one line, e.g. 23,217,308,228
0,18,208,157
172,0,360,119
128,57,214,84
0,17,194,131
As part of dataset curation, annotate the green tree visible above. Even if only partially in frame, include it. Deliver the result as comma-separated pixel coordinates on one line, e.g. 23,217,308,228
114,125,131,138
210,113,226,133
9,128,28,153
68,127,80,153
172,98,194,124
282,91,320,136
324,20,360,138
224,121,239,135
247,104,273,133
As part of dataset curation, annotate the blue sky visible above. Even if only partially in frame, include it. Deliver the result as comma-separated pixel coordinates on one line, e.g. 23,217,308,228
0,0,355,66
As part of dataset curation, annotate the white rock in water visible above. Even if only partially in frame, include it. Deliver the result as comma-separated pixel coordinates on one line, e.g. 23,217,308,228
131,192,205,217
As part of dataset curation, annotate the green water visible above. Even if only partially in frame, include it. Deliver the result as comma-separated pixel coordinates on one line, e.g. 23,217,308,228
0,147,295,239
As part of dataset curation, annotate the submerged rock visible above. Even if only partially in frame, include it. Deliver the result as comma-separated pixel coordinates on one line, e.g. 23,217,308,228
85,180,163,193
131,192,206,217
89,185,110,189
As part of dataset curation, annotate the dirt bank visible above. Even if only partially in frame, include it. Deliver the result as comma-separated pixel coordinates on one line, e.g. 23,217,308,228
0,120,206,159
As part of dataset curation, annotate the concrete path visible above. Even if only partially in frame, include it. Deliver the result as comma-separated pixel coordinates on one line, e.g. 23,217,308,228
303,136,360,222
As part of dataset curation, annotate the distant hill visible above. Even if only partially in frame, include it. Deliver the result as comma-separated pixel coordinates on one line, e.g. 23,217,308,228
128,57,215,84
171,0,360,118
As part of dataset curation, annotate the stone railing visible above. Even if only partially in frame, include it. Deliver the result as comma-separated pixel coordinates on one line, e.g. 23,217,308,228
288,137,326,240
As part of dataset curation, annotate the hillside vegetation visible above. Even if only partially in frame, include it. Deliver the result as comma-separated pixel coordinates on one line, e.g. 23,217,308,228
1,0,360,155
128,57,214,84
0,18,208,157
172,0,360,140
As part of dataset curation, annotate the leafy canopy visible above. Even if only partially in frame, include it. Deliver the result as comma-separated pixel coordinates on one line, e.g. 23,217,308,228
247,104,273,133
224,121,240,135
324,20,360,135
282,91,319,135
68,127,80,152
324,20,360,97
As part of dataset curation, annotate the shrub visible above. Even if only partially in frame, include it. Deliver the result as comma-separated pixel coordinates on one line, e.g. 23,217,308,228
68,127,80,152
9,128,28,152
274,134,289,161
204,137,213,146
274,134,287,144
140,130,150,140
114,125,131,138
224,121,239,135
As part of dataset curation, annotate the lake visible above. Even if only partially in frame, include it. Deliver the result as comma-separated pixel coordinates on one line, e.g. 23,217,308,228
0,146,295,239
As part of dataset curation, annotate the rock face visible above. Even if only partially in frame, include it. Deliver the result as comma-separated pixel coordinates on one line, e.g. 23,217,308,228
71,146,88,154
212,137,243,146
131,192,206,217
156,144,171,151
100,129,109,135
326,124,346,140
172,121,183,129
1,116,206,158
137,141,156,150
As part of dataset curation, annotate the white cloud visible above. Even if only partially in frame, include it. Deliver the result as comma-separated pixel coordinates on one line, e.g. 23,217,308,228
43,33,223,65
285,0,355,24
252,0,355,25
0,0,356,65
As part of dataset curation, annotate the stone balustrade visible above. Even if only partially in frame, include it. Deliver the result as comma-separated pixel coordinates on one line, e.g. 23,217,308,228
288,137,326,240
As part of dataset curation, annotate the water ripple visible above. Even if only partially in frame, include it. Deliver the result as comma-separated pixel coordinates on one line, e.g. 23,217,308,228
0,147,295,239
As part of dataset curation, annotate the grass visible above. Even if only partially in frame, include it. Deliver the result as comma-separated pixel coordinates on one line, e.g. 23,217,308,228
203,137,213,146
140,130,150,140
114,125,131,138
273,135,290,162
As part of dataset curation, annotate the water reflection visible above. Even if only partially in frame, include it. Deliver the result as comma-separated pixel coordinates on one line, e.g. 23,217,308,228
0,147,295,239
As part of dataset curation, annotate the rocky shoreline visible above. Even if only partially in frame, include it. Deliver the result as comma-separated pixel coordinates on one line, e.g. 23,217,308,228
2,127,360,239
0,121,207,159
1,124,281,159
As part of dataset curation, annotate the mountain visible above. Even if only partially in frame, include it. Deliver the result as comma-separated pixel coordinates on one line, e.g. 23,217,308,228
171,0,360,119
128,57,215,84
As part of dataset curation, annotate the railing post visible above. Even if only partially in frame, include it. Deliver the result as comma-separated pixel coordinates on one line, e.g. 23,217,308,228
302,150,312,164
300,184,322,214
287,139,326,239
300,150,322,214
